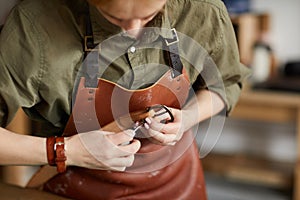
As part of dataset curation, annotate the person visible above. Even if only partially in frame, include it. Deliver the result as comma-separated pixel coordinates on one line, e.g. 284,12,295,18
0,0,250,199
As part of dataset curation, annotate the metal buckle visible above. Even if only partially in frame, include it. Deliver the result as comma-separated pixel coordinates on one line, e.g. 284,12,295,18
165,28,179,46
84,36,98,52
54,141,65,151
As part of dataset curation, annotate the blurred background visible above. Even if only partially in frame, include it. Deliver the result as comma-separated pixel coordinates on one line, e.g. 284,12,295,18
0,0,300,199
199,0,300,200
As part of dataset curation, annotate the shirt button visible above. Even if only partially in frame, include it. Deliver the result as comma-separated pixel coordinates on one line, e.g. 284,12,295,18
129,46,136,53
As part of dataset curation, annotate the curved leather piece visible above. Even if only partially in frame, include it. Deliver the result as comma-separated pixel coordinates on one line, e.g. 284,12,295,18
43,69,207,200
64,70,190,135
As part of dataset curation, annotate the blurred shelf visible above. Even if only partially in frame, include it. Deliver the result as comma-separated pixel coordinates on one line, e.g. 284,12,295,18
232,88,300,123
227,88,300,200
231,13,270,66
203,153,293,189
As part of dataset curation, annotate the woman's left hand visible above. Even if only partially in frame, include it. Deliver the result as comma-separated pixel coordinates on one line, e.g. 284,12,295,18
143,108,186,146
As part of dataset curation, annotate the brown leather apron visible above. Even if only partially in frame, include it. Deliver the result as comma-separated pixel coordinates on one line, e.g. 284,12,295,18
41,20,207,199
43,70,207,199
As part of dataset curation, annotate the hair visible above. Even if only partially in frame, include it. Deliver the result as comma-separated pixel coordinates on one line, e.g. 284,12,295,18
86,0,106,6
87,0,167,7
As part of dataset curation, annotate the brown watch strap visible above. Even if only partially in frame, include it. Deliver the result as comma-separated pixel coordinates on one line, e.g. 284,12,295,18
46,137,56,166
55,137,67,173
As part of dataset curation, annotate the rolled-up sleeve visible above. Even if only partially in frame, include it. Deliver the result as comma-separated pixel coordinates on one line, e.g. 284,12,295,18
210,3,251,114
186,1,251,115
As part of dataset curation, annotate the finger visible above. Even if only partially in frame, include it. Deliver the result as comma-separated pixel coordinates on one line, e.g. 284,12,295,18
106,130,135,146
147,128,176,144
145,119,176,143
166,142,177,146
106,154,135,168
106,139,140,159
152,112,172,123
118,139,141,154
146,117,182,136
145,118,165,132
111,167,126,171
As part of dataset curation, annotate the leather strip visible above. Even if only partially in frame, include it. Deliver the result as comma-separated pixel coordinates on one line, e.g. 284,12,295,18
84,5,95,51
164,29,183,78
84,51,99,88
83,3,99,88
55,137,67,173
46,137,56,166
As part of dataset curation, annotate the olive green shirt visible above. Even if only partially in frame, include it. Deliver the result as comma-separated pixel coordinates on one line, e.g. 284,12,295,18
0,0,250,136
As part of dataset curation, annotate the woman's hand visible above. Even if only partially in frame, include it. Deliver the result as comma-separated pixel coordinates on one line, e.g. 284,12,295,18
144,108,187,146
65,129,141,171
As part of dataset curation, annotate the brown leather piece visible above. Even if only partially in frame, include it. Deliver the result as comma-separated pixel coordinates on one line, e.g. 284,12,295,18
101,108,157,133
55,137,67,173
46,137,56,166
63,70,190,135
43,69,207,200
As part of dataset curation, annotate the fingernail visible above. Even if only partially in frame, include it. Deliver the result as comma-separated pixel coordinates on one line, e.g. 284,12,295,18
144,123,150,129
145,117,151,124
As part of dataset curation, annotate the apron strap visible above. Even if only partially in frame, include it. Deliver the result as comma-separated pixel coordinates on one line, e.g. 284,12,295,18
163,28,183,78
83,5,99,88
84,10,96,53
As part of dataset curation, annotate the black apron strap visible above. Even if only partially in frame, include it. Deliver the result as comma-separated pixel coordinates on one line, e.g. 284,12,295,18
162,28,183,78
84,12,96,54
83,4,99,88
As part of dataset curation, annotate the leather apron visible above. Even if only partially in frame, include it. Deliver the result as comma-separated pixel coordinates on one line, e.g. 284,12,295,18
42,25,207,199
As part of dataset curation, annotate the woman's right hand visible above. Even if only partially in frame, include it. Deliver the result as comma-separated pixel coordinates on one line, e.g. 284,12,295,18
64,130,141,171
